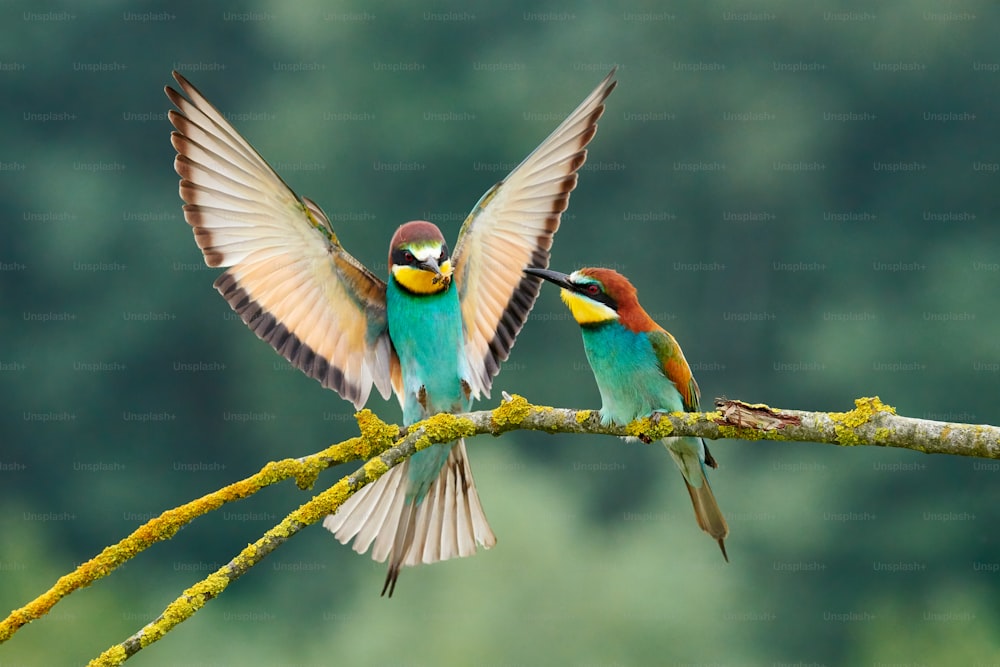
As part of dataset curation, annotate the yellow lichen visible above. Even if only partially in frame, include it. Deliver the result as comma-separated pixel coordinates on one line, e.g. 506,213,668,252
575,410,592,424
833,425,862,446
624,416,653,439
353,409,399,459
12,424,401,653
833,396,896,426
421,413,476,442
411,435,434,454
89,645,128,667
829,396,895,446
492,394,531,427
240,543,258,561
322,484,351,516
363,457,390,481
622,415,675,440
293,459,323,490
873,427,892,444
296,483,351,524
868,396,896,414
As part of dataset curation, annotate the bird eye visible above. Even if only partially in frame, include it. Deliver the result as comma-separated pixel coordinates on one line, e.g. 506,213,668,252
585,284,600,296
403,250,414,263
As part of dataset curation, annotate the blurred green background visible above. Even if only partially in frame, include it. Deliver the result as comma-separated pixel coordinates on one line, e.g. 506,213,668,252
2,0,999,664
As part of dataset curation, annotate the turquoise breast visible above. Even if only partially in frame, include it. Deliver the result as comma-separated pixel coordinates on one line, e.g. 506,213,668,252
580,322,685,425
386,278,470,424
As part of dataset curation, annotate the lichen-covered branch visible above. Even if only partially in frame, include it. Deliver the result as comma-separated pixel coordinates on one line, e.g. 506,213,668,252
3,394,995,664
0,418,396,645
478,394,1000,460
86,410,460,666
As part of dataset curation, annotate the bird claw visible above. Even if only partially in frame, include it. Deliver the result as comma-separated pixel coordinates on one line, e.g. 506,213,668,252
639,411,664,444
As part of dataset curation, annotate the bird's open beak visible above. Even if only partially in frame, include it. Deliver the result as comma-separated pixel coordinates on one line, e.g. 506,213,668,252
420,257,450,285
524,267,574,290
419,256,441,275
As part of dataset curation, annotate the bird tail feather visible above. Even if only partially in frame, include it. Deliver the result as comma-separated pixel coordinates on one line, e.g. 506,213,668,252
322,438,496,595
668,437,729,561
682,471,729,562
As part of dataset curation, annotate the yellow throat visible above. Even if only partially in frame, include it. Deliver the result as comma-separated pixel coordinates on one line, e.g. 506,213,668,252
393,260,453,294
560,288,618,324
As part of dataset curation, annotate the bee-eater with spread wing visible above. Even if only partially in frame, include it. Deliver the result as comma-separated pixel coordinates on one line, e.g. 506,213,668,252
166,70,616,595
525,267,729,560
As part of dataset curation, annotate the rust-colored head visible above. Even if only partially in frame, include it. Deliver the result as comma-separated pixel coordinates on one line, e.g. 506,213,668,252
524,266,658,332
388,220,446,254
388,221,452,294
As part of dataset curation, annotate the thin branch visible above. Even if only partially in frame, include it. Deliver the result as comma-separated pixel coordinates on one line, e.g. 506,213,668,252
481,394,1000,459
3,394,994,663
87,412,469,666
87,394,999,664
0,412,399,644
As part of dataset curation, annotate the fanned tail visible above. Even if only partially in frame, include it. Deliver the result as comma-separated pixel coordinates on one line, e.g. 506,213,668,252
322,438,496,596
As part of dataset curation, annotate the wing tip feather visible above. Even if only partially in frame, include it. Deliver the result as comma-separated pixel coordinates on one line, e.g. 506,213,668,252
213,272,367,408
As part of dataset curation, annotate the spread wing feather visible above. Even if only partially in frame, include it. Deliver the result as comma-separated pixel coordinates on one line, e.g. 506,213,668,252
452,69,618,398
166,72,393,408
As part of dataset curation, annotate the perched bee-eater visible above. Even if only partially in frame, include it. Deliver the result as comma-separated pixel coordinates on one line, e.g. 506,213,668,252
525,267,729,560
166,70,616,594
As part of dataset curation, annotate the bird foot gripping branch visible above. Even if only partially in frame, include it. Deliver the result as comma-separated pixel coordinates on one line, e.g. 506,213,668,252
625,411,675,444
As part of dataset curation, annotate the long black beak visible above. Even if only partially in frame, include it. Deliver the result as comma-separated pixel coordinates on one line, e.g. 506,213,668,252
524,267,574,290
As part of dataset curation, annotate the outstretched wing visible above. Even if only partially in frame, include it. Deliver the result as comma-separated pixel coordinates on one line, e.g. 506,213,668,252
166,72,394,409
452,68,617,398
647,329,701,413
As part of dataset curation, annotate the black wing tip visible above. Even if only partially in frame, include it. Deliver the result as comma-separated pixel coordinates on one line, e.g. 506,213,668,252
213,273,365,406
703,441,719,469
166,71,222,127
479,268,546,378
602,76,619,98
165,71,195,106
590,68,618,108
170,69,194,92
478,244,550,373
180,206,224,266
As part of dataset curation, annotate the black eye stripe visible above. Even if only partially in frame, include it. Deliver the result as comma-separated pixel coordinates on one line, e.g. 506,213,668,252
573,281,617,310
392,246,448,267
392,248,416,265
